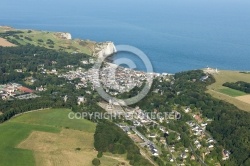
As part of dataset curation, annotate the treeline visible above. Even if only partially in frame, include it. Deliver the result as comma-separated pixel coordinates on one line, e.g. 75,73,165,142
223,81,250,93
0,30,24,38
94,121,153,166
0,97,55,123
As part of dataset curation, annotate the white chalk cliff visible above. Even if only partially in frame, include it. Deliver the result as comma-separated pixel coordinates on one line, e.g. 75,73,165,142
94,42,116,58
58,32,72,40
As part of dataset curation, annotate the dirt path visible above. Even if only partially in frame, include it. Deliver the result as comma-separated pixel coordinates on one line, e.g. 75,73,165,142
139,150,157,166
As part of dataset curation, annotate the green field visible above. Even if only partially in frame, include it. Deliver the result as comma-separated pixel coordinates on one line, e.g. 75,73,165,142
0,109,129,166
0,121,58,166
0,109,96,166
11,109,96,132
218,88,247,97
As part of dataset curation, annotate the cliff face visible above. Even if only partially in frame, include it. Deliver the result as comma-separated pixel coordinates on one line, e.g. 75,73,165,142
57,32,72,40
94,42,116,58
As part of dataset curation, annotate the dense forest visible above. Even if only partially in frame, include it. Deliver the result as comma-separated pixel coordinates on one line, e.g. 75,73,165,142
223,81,250,93
94,121,153,166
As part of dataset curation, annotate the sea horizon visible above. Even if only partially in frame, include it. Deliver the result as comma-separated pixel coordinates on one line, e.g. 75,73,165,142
1,0,250,73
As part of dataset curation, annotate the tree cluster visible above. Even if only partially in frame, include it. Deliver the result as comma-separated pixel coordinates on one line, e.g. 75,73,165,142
94,121,153,166
223,81,250,93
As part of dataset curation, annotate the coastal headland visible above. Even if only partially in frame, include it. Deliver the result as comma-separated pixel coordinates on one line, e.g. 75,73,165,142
0,26,116,58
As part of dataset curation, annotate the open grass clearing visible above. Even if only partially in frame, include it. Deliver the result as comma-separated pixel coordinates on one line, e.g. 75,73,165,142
11,108,96,132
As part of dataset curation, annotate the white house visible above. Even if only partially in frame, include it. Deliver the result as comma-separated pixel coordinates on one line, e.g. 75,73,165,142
222,149,230,160
77,96,86,105
184,107,191,113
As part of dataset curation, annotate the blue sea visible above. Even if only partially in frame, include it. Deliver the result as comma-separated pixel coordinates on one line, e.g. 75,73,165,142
1,0,250,73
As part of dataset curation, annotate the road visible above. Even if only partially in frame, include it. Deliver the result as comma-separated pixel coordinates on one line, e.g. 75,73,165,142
139,149,158,166
190,144,207,166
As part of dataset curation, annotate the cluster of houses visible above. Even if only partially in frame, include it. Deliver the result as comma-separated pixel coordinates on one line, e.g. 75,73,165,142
0,83,39,100
186,120,207,136
59,68,87,82
36,62,61,75
183,106,232,163
187,120,216,149
97,64,152,94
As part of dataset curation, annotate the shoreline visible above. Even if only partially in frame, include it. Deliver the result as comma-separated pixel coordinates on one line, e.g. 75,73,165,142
1,25,249,74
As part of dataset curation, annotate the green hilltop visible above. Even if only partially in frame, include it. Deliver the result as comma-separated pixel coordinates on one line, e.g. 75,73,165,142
0,26,96,55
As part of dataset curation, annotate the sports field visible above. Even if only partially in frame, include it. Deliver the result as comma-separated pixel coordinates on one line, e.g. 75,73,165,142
0,109,128,166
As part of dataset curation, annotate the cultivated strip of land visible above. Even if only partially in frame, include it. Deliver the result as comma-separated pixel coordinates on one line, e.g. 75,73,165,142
207,70,250,112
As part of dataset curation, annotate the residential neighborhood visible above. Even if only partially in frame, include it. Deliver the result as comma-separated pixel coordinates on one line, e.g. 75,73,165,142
105,101,227,166
59,62,161,96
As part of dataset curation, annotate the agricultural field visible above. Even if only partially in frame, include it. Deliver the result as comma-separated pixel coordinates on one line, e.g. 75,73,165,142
207,70,250,112
0,109,129,166
0,26,95,55
218,88,246,97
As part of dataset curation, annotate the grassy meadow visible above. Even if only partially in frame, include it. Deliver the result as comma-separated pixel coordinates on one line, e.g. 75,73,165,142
0,109,128,166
